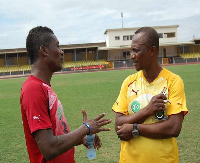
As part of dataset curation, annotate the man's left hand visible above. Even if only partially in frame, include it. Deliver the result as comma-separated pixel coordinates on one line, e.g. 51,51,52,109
116,124,133,141
82,134,102,150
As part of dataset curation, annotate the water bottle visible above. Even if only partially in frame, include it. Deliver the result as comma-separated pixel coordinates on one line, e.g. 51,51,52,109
155,88,170,120
86,134,96,159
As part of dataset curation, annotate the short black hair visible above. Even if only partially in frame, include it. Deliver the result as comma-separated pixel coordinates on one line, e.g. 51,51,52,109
26,26,54,64
135,27,159,52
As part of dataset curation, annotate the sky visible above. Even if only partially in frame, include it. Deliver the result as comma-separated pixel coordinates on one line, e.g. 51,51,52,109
0,0,200,49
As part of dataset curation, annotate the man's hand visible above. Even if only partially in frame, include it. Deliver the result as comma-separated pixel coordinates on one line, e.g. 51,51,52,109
116,124,133,141
145,93,167,116
82,109,112,134
82,134,102,150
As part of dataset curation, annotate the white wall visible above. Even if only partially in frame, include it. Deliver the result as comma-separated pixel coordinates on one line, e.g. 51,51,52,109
105,25,178,47
106,29,135,47
157,26,178,43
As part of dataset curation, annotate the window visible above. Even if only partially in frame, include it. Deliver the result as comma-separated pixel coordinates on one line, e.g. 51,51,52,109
122,35,133,41
167,32,175,38
123,36,127,41
158,33,163,38
123,51,130,59
123,35,132,41
164,32,175,38
115,36,120,40
180,46,189,54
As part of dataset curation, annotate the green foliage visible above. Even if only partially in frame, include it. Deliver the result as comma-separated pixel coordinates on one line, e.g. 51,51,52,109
0,64,199,163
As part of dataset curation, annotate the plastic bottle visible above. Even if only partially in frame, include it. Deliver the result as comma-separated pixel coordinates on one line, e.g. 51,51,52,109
155,88,169,120
86,134,96,159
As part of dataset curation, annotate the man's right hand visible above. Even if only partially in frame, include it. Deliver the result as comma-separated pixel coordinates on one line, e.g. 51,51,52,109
145,93,167,116
82,109,112,134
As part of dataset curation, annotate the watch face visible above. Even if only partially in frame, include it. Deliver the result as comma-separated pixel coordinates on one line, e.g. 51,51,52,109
132,129,139,137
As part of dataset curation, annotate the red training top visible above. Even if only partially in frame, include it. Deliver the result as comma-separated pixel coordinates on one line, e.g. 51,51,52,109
20,75,75,163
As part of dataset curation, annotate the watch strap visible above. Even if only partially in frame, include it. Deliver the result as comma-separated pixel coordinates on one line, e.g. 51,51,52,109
133,123,138,130
132,123,139,137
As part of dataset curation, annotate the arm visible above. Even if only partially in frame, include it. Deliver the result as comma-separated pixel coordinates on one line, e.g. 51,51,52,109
138,74,187,139
115,94,166,132
116,112,184,140
33,125,90,160
138,112,184,139
33,111,111,160
115,109,149,132
114,107,151,141
116,93,175,141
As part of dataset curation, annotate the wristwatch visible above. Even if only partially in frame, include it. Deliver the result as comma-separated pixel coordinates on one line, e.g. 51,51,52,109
132,123,139,137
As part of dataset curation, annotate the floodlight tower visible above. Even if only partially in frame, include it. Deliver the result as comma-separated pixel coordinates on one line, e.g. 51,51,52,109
121,12,123,28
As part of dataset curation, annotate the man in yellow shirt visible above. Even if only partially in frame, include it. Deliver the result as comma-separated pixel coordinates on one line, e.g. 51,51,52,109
112,27,188,163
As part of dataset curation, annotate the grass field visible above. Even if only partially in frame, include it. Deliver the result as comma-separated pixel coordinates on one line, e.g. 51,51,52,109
0,64,200,163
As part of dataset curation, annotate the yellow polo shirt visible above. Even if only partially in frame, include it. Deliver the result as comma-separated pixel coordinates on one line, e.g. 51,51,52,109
112,68,188,163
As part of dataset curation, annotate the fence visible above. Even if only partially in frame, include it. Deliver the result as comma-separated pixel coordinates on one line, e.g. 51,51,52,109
0,57,199,77
113,56,200,69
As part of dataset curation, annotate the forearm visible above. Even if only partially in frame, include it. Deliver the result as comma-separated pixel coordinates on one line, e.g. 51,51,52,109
115,108,149,129
53,125,88,155
34,110,111,160
35,124,89,160
138,121,173,139
138,113,183,139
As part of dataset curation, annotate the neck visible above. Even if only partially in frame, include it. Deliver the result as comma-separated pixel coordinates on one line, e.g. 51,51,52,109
143,64,162,83
31,62,53,84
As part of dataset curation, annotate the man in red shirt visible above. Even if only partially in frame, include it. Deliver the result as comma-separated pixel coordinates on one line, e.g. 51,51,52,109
20,26,111,163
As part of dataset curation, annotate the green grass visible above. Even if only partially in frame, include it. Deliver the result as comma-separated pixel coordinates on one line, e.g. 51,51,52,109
0,64,199,163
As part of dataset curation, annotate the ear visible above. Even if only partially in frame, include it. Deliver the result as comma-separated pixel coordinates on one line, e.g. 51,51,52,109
150,46,157,56
40,45,49,57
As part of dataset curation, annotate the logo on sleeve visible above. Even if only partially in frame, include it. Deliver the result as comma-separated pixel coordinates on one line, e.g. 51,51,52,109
131,101,141,113
58,107,62,120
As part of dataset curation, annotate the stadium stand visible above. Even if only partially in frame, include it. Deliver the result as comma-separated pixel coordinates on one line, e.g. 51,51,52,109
179,53,200,59
0,60,112,76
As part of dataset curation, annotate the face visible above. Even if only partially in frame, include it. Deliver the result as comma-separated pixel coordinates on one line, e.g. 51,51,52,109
130,33,152,71
46,34,64,72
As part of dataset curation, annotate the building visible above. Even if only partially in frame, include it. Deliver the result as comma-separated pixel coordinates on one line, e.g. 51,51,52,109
99,25,195,61
0,25,199,76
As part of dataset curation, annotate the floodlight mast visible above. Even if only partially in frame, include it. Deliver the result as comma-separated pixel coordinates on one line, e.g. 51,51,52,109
121,12,123,28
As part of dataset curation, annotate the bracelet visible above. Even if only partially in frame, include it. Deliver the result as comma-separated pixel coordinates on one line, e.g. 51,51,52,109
82,122,91,135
